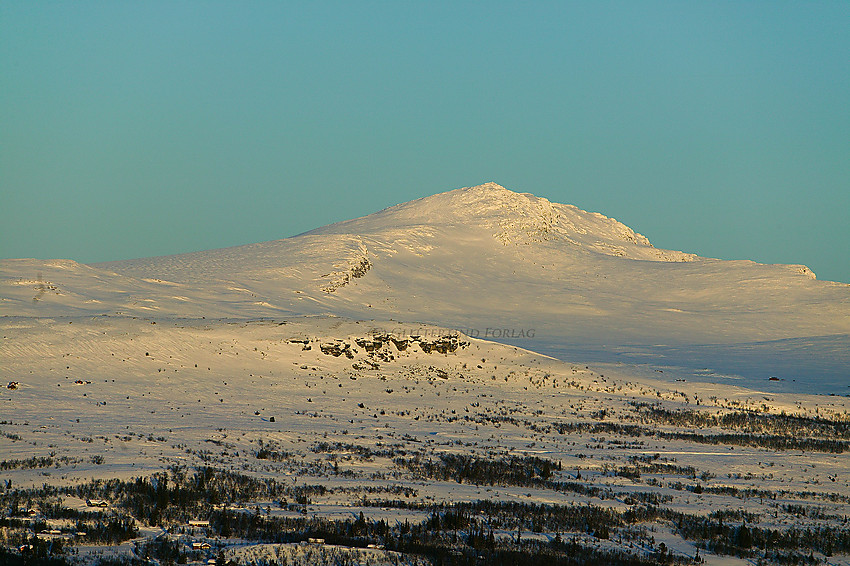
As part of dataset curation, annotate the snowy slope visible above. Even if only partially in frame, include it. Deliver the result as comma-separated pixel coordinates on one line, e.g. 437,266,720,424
2,182,848,391
3,175,850,564
2,314,850,565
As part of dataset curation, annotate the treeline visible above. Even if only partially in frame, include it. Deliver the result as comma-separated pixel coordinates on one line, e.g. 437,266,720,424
0,456,77,471
635,404,850,439
560,414,849,454
311,441,410,459
424,500,624,537
392,453,699,504
476,408,850,454
85,466,287,526
200,500,850,566
205,505,684,566
627,454,700,478
395,453,560,485
393,453,616,500
655,430,849,454
557,417,839,456
0,466,688,564
668,509,850,560
0,518,136,546
75,518,138,545
0,545,75,566
253,438,293,461
5,465,850,565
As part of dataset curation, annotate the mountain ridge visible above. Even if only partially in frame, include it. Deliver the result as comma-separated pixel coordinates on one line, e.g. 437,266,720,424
304,183,698,263
2,183,847,386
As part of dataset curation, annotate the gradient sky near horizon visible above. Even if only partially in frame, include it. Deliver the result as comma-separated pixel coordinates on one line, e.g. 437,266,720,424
2,2,849,283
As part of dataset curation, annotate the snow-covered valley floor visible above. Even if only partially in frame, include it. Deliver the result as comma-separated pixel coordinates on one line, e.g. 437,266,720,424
2,315,849,565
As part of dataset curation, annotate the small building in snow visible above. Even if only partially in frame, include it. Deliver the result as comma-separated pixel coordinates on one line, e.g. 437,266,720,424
188,520,210,527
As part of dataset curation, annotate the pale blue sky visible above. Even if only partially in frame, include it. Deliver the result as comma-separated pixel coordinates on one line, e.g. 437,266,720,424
2,2,848,282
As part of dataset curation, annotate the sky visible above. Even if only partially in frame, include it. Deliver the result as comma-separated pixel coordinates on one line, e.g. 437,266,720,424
2,2,849,283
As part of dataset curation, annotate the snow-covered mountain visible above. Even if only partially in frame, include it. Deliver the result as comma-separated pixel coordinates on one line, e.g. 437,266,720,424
3,183,848,391
5,184,850,566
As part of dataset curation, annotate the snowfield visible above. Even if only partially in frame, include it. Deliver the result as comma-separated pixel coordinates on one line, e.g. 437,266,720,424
2,184,850,565
3,183,848,393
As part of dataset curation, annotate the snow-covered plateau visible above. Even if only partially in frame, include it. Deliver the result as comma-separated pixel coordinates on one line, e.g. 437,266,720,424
2,183,850,565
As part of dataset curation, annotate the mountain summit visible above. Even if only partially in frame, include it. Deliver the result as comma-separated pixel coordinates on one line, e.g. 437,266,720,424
307,183,694,262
